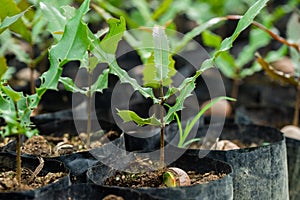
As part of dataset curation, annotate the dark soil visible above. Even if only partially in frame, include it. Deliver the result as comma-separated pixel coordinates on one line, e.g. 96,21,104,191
105,169,226,188
21,130,120,157
104,157,226,188
0,167,66,192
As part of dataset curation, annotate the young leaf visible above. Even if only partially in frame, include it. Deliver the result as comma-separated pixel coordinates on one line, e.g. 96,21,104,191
88,27,157,102
37,0,90,97
117,109,161,126
217,0,269,55
59,77,86,95
90,68,109,93
200,0,269,72
100,16,126,54
164,71,201,124
202,30,222,49
1,85,22,102
0,6,32,33
0,0,31,42
143,26,176,88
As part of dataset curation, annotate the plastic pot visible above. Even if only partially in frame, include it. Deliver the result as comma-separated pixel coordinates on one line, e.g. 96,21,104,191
87,150,233,200
285,137,300,200
165,123,289,200
37,183,161,200
0,152,70,199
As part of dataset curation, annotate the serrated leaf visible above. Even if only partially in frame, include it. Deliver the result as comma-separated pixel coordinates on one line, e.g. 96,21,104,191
39,2,67,41
117,109,161,126
37,0,90,97
0,6,32,32
200,0,269,71
0,0,31,42
59,77,86,94
143,26,176,88
100,16,126,54
164,71,201,124
217,0,269,55
90,69,109,93
88,26,157,102
1,85,22,102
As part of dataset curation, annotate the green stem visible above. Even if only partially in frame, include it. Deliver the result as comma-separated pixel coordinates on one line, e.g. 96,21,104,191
159,86,165,167
29,44,36,95
14,101,22,186
87,69,92,148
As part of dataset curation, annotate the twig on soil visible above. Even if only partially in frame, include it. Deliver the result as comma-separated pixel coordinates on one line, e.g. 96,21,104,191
29,156,44,182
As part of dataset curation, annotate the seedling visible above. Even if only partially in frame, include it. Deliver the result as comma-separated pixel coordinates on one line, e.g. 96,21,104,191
116,0,269,169
172,96,235,148
0,63,40,186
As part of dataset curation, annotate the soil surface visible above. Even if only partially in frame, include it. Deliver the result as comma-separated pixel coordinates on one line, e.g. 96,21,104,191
21,130,120,157
104,157,226,188
0,168,66,192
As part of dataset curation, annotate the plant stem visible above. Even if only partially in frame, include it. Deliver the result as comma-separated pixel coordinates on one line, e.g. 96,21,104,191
159,86,165,167
14,101,22,186
293,85,300,126
87,69,93,148
29,44,36,94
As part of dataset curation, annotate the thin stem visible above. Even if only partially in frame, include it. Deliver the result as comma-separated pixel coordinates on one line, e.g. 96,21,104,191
293,85,300,126
29,44,36,94
14,101,22,186
87,69,93,148
159,86,165,167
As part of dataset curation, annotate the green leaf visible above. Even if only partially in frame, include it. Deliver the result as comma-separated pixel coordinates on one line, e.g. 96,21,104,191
143,26,176,88
100,17,126,54
89,28,157,102
39,2,67,41
59,77,86,94
202,30,222,49
117,109,161,126
287,12,300,44
217,0,269,55
200,0,269,71
37,0,91,97
132,0,153,25
152,0,173,20
164,71,201,124
1,85,22,102
0,0,31,42
90,69,109,93
0,57,8,79
215,52,237,78
0,6,32,32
